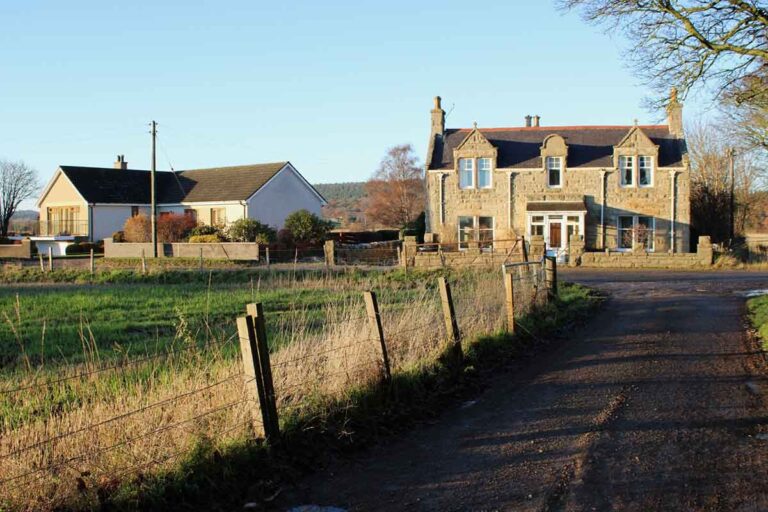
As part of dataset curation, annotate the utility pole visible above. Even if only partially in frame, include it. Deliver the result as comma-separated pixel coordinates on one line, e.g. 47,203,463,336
728,147,736,244
150,120,158,258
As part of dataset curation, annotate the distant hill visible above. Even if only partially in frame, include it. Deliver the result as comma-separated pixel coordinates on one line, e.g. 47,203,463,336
314,182,367,227
11,210,38,220
314,182,366,207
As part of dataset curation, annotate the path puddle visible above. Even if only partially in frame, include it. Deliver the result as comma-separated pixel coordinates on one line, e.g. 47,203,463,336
735,289,768,298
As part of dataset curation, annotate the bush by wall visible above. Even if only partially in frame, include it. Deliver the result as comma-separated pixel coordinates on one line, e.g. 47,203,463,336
188,234,223,244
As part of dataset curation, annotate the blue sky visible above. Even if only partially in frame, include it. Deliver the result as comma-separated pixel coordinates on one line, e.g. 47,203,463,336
1,0,714,207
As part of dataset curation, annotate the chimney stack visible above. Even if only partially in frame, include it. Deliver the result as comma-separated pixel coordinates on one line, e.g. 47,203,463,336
525,115,532,128
114,155,128,170
666,87,684,137
431,96,446,137
532,115,541,128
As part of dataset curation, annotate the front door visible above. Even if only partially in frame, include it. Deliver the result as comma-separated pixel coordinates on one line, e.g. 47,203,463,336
549,222,562,250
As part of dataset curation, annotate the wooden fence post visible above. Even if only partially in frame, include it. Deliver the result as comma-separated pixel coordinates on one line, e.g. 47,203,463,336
236,316,272,437
47,247,53,271
521,235,529,262
89,248,95,275
549,256,558,298
545,257,558,300
199,247,204,272
504,271,516,333
438,277,462,362
141,249,147,274
363,291,392,384
39,253,44,272
265,246,270,267
246,303,280,442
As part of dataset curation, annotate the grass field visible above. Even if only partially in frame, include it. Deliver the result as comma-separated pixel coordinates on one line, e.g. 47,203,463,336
0,269,431,367
0,266,599,511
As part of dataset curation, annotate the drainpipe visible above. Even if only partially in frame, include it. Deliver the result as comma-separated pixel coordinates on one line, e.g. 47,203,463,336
669,170,677,253
240,201,247,220
88,204,94,242
600,170,607,249
508,172,514,231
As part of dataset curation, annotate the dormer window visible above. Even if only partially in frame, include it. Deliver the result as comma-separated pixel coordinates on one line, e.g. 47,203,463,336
546,156,562,188
639,156,654,187
459,158,474,189
478,158,492,188
619,156,634,187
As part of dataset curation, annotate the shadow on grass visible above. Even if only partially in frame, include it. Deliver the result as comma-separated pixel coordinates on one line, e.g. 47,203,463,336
73,283,603,512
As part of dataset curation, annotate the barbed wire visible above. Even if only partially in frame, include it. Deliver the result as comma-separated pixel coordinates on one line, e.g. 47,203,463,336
271,338,377,370
0,332,239,396
0,372,245,462
0,396,253,489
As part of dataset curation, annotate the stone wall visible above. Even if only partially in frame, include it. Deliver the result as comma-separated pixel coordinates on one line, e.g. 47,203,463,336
0,239,31,259
579,236,712,269
104,239,259,260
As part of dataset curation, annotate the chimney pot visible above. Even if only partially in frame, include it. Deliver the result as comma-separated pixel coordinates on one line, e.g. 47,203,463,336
525,115,532,128
533,115,541,128
114,155,128,170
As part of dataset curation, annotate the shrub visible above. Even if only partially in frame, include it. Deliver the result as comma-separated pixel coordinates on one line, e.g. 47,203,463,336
64,242,99,255
189,225,223,238
123,215,151,243
157,214,197,242
188,234,222,244
227,218,276,243
284,210,332,245
112,231,126,243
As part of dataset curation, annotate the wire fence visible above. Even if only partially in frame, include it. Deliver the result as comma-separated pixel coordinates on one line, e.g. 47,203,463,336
0,258,557,510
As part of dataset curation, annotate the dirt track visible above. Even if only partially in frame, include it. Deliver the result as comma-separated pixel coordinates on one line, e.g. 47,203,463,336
280,270,768,511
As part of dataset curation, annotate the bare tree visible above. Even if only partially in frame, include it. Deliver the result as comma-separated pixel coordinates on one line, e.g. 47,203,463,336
559,0,768,109
0,160,39,238
686,120,767,240
364,144,425,228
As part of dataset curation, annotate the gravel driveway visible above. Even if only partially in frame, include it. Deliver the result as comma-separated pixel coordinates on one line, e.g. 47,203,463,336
279,270,768,512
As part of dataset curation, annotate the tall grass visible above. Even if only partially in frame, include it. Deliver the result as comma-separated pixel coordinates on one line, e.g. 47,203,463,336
0,267,559,511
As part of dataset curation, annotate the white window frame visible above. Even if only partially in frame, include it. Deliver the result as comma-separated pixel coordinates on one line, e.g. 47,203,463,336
619,155,634,187
478,158,492,189
617,215,656,252
638,155,654,188
459,158,475,189
457,215,495,250
546,156,563,188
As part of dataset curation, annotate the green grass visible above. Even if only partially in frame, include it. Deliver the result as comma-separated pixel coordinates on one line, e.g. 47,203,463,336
0,267,452,368
748,294,768,349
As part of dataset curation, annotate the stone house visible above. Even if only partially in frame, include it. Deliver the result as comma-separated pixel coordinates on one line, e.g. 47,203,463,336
424,91,690,259
35,159,325,253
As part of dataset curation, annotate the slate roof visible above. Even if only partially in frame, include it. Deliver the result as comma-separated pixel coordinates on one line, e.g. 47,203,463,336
427,125,685,170
57,162,290,204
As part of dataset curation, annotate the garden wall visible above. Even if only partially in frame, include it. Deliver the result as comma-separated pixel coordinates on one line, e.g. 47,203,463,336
579,236,713,269
104,240,259,261
0,239,31,259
